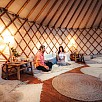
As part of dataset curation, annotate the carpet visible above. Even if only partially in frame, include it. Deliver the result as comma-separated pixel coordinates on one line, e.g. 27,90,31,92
15,84,43,102
52,73,102,101
34,63,84,81
80,67,102,78
0,79,26,93
87,64,102,67
0,80,43,102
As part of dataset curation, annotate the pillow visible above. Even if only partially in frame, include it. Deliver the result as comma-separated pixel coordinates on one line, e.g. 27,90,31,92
92,54,102,58
84,55,91,61
92,57,102,63
65,52,71,62
97,54,102,57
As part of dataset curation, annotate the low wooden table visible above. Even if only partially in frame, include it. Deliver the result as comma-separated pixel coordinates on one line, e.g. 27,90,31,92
3,61,33,80
70,53,84,62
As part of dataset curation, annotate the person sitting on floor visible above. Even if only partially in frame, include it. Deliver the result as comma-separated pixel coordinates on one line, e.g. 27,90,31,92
35,45,52,72
57,46,66,66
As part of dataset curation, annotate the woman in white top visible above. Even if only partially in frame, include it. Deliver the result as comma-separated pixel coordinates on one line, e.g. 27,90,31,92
57,46,66,65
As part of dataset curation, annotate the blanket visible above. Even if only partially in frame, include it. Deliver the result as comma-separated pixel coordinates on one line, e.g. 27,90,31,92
34,63,84,81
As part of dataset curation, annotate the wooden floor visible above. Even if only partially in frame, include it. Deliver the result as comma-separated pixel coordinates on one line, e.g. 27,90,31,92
7,63,101,102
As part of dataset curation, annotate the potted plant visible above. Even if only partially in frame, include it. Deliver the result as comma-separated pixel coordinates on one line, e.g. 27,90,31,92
11,47,20,61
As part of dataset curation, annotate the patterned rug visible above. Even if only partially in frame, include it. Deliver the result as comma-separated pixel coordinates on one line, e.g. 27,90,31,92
34,63,84,81
0,79,42,102
80,67,102,78
52,73,102,101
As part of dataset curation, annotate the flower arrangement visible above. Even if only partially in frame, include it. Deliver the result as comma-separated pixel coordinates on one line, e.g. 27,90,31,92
11,47,20,57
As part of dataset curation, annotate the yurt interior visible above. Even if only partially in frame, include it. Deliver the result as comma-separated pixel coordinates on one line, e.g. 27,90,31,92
0,0,102,102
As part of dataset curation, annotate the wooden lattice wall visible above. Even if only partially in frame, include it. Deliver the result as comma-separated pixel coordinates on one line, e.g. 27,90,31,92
0,10,102,59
